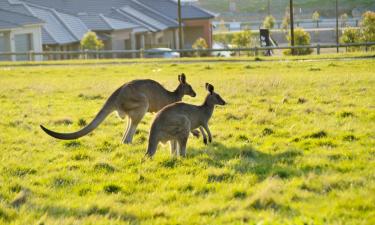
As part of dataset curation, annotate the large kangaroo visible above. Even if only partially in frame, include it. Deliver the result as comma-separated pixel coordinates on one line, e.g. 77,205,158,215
146,83,226,158
40,74,196,144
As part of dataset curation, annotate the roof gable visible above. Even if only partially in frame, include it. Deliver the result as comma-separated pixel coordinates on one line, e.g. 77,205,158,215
0,8,43,29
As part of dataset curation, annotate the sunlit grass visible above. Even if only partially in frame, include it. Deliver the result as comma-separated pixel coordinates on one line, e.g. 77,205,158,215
0,58,374,224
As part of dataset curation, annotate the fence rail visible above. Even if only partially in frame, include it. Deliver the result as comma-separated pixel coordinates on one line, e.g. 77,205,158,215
1,42,374,61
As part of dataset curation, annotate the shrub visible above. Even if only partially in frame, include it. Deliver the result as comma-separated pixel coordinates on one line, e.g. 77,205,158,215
341,27,361,44
231,30,253,48
263,15,275,29
341,27,361,51
213,33,235,45
284,28,313,55
80,31,104,50
192,37,208,57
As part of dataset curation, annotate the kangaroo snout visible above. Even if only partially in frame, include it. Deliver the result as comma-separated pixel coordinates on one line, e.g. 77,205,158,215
190,92,197,97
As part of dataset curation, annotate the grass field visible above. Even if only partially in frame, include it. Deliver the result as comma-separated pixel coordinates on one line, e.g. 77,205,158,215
0,57,374,224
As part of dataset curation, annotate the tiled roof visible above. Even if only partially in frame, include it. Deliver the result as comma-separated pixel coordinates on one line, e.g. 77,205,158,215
27,5,77,44
100,14,140,30
137,0,216,20
0,8,43,29
1,0,216,45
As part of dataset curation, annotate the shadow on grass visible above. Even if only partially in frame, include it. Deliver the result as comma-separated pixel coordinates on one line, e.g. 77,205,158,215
31,203,139,224
189,142,304,181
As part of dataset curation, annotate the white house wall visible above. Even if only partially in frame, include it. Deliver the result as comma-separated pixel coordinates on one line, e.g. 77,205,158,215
10,25,43,61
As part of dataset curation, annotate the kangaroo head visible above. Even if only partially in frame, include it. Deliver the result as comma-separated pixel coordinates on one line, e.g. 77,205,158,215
205,83,226,106
177,73,196,97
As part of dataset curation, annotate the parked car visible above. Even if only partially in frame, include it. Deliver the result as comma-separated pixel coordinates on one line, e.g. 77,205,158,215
144,48,180,58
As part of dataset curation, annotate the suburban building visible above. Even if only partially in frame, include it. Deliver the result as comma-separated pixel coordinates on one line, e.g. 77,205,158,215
0,0,216,60
0,8,43,61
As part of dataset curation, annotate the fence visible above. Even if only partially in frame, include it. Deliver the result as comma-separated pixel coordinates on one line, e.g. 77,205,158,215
0,42,374,62
212,18,361,32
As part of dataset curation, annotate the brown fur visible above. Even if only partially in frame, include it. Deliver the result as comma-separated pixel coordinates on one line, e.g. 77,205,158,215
40,74,196,144
146,83,226,157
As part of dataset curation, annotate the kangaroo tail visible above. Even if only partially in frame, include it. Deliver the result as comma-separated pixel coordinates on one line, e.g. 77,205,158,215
40,88,121,140
145,129,159,158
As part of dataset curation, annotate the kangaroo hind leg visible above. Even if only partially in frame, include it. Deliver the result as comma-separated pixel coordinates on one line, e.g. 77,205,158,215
170,140,179,157
123,98,149,144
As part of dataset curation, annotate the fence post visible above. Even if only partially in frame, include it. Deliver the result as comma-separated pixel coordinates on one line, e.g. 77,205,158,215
255,47,258,57
84,49,88,60
317,44,320,55
28,50,34,61
140,48,144,58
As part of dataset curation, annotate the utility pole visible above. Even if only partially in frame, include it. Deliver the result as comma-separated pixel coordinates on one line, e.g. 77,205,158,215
335,0,339,53
290,0,295,54
177,0,183,50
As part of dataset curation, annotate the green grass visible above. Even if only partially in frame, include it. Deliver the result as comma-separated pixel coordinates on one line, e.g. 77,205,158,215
0,58,374,224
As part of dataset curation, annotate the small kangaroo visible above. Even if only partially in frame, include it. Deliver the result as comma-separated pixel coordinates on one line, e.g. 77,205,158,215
146,83,226,158
40,73,196,144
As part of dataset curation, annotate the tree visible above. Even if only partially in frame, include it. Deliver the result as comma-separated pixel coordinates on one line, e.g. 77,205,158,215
80,31,104,50
340,13,349,27
218,19,228,33
361,11,375,42
282,9,290,32
284,28,313,55
263,15,275,30
312,11,320,28
231,30,253,48
192,38,208,56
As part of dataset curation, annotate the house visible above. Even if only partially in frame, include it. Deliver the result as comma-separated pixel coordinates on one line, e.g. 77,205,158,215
0,0,216,60
0,8,43,61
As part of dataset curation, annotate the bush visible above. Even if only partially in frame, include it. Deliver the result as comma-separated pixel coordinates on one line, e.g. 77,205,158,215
263,15,275,29
80,31,104,50
231,30,253,48
192,37,208,57
361,11,375,42
213,33,235,45
341,27,361,51
284,28,313,55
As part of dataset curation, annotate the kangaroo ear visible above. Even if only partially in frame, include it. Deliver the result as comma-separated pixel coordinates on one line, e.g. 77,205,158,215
180,73,186,84
178,74,181,83
206,83,214,93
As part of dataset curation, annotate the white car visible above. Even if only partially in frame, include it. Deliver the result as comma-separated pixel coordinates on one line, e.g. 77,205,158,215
144,48,180,58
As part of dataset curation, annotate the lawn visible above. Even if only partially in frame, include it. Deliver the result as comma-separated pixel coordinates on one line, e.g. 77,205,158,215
0,58,374,224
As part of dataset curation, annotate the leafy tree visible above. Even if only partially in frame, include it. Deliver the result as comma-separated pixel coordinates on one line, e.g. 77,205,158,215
218,19,228,33
361,11,375,42
282,9,290,32
231,30,253,48
263,15,275,29
340,13,349,27
192,37,208,56
284,28,313,55
80,31,104,50
312,11,320,28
